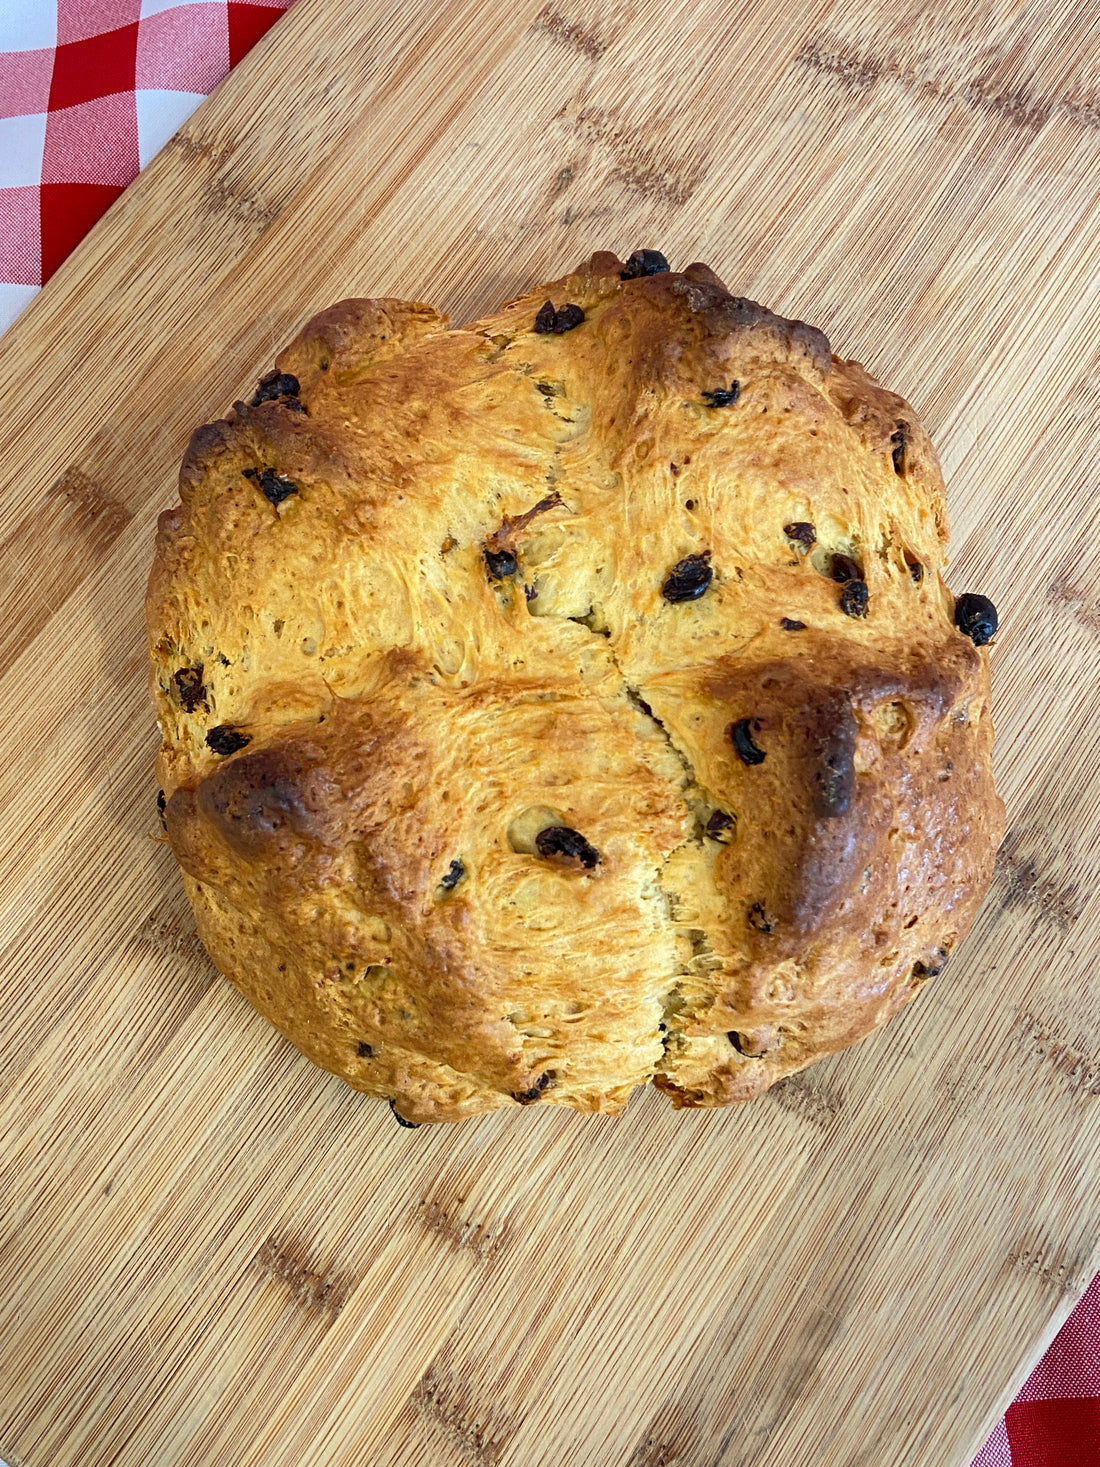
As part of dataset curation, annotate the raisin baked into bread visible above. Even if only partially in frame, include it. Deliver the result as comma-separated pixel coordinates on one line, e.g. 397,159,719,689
147,250,1004,1125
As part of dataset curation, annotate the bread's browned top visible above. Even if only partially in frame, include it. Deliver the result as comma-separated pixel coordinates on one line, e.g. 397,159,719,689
147,251,1003,1123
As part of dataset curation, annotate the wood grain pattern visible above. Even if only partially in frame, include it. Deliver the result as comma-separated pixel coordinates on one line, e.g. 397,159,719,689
1,0,1099,1462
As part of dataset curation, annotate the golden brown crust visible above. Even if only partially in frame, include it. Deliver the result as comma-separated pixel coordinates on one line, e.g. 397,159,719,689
147,251,1004,1123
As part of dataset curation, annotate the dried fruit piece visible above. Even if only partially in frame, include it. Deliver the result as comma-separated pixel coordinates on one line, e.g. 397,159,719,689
780,617,806,631
702,382,741,408
831,553,863,583
954,593,998,646
484,493,563,583
535,825,601,869
485,547,519,580
784,522,816,549
705,809,735,840
172,666,207,712
553,303,585,333
358,1040,375,1057
747,902,773,933
250,372,300,407
243,467,299,505
514,1072,555,1104
840,580,869,618
662,551,713,602
534,301,585,334
730,718,766,765
439,858,465,891
620,249,669,278
390,1099,421,1128
206,725,251,756
259,469,299,505
890,424,907,475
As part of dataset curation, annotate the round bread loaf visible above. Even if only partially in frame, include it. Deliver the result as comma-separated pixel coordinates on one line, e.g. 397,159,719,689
147,250,1004,1125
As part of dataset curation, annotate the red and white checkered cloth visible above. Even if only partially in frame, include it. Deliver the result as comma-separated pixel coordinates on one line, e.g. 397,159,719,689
972,1270,1100,1465
0,0,292,334
0,5,1098,1463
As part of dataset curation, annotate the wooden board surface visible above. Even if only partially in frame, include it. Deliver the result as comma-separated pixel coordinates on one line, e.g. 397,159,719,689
2,0,1099,1462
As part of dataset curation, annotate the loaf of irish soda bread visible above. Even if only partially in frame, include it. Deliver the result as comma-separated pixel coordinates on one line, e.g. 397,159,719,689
147,250,1004,1125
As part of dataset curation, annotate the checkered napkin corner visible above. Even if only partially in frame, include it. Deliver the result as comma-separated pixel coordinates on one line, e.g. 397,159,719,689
972,1270,1100,1466
0,0,293,334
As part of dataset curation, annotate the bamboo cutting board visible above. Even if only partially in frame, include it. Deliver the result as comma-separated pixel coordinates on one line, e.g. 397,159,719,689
1,0,1099,1462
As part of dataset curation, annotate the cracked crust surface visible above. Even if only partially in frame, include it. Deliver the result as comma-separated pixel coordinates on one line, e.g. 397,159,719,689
147,251,1004,1123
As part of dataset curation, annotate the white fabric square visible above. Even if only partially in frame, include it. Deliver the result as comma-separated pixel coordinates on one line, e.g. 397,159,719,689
136,88,205,168
0,112,48,188
0,283,40,336
139,0,226,17
969,1415,1013,1467
0,0,57,51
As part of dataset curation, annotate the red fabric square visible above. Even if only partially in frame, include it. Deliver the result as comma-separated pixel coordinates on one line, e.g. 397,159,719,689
0,48,55,121
0,187,42,285
49,23,140,110
57,0,143,46
39,182,125,281
227,3,285,68
42,94,140,186
1006,1396,1100,1466
136,6,230,93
